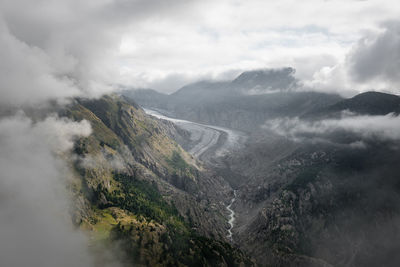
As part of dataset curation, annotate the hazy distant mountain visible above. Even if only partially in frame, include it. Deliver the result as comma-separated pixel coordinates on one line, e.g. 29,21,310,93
230,67,298,94
304,91,400,120
171,80,230,101
326,91,400,115
121,88,169,109
123,68,342,131
170,67,298,98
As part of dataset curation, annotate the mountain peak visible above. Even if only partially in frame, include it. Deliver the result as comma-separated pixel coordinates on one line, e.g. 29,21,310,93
231,67,297,94
351,91,399,100
328,91,400,115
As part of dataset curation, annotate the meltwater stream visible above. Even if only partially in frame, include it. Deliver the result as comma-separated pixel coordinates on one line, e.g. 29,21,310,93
226,190,237,241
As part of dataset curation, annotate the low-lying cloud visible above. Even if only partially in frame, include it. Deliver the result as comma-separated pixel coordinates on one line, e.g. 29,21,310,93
0,113,97,267
264,112,400,146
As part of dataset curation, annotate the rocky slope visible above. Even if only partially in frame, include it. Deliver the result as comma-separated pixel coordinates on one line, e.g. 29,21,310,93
219,94,400,266
231,138,400,267
60,95,253,266
124,71,400,267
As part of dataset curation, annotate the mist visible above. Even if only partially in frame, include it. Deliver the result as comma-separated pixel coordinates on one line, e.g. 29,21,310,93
264,112,400,146
0,113,96,267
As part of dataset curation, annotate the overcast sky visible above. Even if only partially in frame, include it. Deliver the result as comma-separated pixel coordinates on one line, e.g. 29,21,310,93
1,0,400,103
115,0,400,94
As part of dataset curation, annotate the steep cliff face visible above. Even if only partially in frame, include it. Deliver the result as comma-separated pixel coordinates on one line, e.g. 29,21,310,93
60,95,252,266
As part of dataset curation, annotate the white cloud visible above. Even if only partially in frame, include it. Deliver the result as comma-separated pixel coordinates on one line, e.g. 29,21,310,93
33,115,92,152
348,21,400,92
302,21,400,96
0,113,96,267
1,0,399,95
264,112,400,144
0,0,205,105
115,0,400,93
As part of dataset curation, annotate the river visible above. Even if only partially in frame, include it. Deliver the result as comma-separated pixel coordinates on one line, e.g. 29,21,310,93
226,190,237,241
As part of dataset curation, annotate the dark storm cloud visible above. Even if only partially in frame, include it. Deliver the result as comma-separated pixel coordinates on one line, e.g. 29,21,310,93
349,21,400,85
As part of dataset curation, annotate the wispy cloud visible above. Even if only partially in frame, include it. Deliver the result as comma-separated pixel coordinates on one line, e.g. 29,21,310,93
264,112,400,146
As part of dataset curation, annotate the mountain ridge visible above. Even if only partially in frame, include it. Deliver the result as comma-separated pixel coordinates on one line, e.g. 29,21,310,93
122,68,343,132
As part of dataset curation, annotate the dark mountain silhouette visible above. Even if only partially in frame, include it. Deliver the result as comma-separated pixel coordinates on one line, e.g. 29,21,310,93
327,91,400,115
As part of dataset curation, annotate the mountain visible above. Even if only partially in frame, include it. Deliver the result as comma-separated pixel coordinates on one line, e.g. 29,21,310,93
121,88,170,109
327,91,400,115
228,135,400,267
119,70,400,267
230,67,298,94
168,68,298,100
306,91,400,119
123,68,342,131
60,95,253,266
171,80,230,101
214,91,400,266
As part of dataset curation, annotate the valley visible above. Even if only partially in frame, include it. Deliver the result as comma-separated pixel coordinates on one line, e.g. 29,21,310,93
144,108,243,242
124,69,400,267
3,2,399,267
2,70,399,267
144,108,247,162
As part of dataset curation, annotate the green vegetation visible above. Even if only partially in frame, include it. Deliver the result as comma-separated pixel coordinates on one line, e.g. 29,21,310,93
111,222,253,267
90,172,252,266
107,172,183,226
166,150,197,179
167,150,189,171
66,104,122,151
